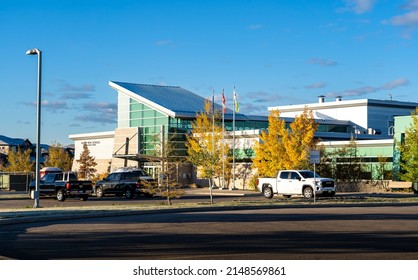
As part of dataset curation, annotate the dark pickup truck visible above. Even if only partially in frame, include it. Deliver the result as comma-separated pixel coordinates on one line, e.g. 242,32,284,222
29,172,93,201
94,169,156,199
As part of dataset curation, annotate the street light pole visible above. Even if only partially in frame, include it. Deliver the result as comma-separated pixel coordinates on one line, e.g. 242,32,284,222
26,48,42,208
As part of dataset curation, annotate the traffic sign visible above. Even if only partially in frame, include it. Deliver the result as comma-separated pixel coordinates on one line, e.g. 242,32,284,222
310,150,320,164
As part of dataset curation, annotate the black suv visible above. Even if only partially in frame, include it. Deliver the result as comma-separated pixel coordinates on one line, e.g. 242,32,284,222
94,169,156,199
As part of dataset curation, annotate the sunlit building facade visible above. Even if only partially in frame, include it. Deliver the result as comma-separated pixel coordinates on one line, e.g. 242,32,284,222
70,81,418,186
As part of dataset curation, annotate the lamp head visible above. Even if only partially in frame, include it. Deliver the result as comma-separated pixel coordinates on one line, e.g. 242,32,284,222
26,48,40,55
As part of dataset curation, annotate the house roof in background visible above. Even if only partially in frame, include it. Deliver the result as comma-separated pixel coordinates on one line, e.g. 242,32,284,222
0,135,27,146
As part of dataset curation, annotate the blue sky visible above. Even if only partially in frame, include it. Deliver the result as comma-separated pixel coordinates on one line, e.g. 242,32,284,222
1,0,418,145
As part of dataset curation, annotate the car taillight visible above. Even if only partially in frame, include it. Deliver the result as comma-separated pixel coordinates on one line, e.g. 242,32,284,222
256,179,259,185
66,182,71,190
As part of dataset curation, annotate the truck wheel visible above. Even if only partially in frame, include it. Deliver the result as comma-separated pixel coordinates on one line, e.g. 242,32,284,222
303,187,313,199
263,186,273,199
56,189,66,202
125,187,134,199
95,186,104,198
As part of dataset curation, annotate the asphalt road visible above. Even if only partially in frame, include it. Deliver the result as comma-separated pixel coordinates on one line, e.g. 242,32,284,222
1,204,417,260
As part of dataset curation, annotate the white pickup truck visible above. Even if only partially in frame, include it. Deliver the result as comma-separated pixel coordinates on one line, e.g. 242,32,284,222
257,170,336,199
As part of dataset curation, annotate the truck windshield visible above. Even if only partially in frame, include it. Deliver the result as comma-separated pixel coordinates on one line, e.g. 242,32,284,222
299,171,321,178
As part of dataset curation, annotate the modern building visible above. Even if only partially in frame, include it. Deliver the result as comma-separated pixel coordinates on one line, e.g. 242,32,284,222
319,139,395,180
271,96,418,180
109,81,269,159
69,131,115,175
70,81,418,186
70,81,271,185
270,96,418,139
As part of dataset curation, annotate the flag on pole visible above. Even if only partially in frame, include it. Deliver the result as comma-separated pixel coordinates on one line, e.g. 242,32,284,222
222,89,226,113
233,88,239,112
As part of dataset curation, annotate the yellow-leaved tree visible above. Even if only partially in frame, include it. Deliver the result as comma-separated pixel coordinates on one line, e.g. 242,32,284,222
283,106,319,169
252,107,318,177
252,110,287,177
186,100,231,186
44,142,72,171
398,107,418,183
2,148,33,172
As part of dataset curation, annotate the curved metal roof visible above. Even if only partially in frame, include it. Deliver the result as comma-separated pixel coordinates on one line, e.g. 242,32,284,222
109,81,250,121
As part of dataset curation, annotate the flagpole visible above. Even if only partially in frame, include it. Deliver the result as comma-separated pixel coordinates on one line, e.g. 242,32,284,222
210,91,214,204
222,89,225,190
232,87,236,190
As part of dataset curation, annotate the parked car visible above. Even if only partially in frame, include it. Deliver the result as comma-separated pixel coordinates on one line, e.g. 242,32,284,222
94,168,157,199
257,170,336,199
29,171,93,201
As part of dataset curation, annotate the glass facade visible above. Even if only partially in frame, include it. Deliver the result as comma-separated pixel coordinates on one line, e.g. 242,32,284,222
129,100,168,128
167,118,270,132
126,97,274,159
317,124,349,133
129,100,169,157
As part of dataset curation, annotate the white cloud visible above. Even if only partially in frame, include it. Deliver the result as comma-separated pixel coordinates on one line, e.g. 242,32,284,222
307,58,338,66
82,102,117,113
21,100,69,112
387,9,418,27
61,92,93,99
238,91,282,115
402,0,418,10
380,78,409,90
327,78,410,97
52,79,95,92
340,0,377,14
156,40,173,46
75,102,117,124
305,82,327,89
74,114,116,124
248,24,263,30
239,102,267,115
382,1,418,37
341,85,377,96
247,91,282,103
42,100,69,113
